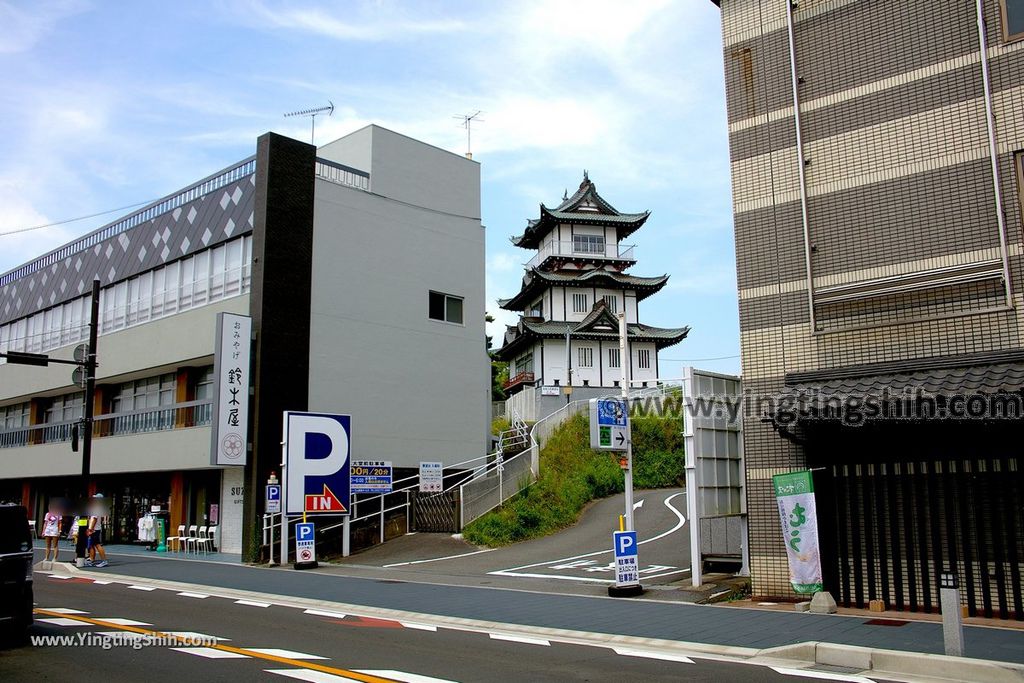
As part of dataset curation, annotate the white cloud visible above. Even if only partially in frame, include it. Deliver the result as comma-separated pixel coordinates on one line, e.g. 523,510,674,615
0,0,88,54
223,0,467,42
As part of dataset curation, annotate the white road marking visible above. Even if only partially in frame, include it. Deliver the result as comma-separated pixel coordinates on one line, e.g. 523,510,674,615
235,599,271,607
95,631,148,641
38,608,88,614
303,609,347,619
48,575,72,580
172,646,249,659
92,580,112,585
613,648,694,663
489,633,550,646
37,617,90,627
129,585,156,591
634,499,644,510
490,567,691,584
164,631,229,641
176,592,209,599
96,618,152,626
399,621,438,631
489,492,686,580
771,668,876,683
355,671,459,683
247,648,328,660
383,547,496,568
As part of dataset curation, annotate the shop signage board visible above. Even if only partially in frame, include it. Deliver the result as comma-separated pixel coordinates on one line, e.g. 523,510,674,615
211,313,252,466
351,461,393,494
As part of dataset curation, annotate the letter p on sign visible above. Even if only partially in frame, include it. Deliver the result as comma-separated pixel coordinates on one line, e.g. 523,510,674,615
284,412,351,515
614,530,637,558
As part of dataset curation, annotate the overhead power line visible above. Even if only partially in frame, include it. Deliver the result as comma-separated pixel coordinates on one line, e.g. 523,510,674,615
0,199,159,237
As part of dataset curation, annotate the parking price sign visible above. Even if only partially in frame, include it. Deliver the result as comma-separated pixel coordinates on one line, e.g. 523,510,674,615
613,530,639,587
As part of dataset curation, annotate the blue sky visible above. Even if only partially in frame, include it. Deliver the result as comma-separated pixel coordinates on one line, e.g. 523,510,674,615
0,1,738,377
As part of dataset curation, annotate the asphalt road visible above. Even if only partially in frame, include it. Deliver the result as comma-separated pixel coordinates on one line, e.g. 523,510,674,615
4,574,897,683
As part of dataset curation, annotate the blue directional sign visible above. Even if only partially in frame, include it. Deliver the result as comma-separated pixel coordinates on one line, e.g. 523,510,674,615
613,530,639,587
589,398,629,451
285,412,351,515
265,484,281,514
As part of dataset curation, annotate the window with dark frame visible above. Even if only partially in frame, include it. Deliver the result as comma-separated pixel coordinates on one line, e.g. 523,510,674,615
1002,0,1024,40
429,291,464,324
573,233,605,255
638,348,651,369
572,292,589,313
608,348,620,368
578,346,594,368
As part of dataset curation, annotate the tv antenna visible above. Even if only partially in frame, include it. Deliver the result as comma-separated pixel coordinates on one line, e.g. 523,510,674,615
284,101,335,145
453,110,484,159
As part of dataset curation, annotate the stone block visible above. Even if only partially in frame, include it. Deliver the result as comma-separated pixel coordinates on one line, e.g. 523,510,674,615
794,601,811,612
869,599,886,612
809,591,838,614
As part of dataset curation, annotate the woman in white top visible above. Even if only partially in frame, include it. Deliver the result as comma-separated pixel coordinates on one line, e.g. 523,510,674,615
42,503,62,562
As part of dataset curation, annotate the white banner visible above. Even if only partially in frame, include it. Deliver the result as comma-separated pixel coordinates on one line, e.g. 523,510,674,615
211,313,251,466
773,470,823,594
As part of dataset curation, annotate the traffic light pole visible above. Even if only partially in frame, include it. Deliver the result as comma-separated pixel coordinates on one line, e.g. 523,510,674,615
75,279,100,564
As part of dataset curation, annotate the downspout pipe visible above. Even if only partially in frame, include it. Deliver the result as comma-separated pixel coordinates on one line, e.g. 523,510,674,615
786,0,817,332
976,0,1015,304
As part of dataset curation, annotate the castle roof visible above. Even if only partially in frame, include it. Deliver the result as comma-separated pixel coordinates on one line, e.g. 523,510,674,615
497,268,669,311
511,172,649,249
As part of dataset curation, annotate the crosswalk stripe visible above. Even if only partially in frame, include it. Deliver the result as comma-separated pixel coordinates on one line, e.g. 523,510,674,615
266,670,355,682
489,633,550,646
355,671,459,683
613,648,694,663
399,622,437,631
247,648,328,660
176,592,209,599
37,617,90,627
38,608,88,614
235,599,271,608
129,585,156,591
304,609,348,619
95,618,152,626
172,647,249,659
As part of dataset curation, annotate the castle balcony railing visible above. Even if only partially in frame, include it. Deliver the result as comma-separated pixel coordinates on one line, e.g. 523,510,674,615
503,371,535,394
526,242,635,270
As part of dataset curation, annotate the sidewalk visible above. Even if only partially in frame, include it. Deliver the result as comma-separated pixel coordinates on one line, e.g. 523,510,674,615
33,542,1024,681
32,539,242,565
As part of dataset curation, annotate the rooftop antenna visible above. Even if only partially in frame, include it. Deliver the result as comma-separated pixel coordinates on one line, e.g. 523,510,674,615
284,101,335,145
453,110,484,159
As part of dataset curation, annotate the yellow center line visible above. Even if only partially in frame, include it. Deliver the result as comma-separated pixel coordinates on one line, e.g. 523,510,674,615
35,608,399,683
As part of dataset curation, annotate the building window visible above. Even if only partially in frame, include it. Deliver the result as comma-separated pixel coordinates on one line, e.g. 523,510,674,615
429,291,464,324
608,348,620,368
572,292,589,313
578,347,593,368
528,299,543,318
515,354,533,375
638,349,651,369
1002,0,1024,40
2,403,29,431
602,295,617,313
573,234,605,255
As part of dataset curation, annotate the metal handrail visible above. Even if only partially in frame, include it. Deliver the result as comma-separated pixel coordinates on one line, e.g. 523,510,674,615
526,242,636,269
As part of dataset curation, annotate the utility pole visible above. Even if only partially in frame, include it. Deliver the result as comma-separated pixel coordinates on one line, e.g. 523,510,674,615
75,279,100,564
618,311,634,532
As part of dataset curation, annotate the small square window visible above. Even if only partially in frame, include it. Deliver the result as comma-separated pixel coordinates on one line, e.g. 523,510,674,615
572,293,589,313
1002,0,1024,40
429,291,464,325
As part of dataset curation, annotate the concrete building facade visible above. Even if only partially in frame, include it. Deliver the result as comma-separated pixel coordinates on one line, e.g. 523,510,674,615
0,125,488,557
712,0,1024,618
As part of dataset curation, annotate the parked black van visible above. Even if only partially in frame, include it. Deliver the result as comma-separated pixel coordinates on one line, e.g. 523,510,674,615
0,505,33,636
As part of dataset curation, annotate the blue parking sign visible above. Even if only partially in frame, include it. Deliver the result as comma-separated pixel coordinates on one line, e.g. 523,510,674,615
614,530,637,558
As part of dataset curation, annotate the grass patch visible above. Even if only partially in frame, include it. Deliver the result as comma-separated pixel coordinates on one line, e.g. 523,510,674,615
462,411,685,547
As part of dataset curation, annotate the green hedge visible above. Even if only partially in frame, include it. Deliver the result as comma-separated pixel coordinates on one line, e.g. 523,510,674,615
462,411,684,546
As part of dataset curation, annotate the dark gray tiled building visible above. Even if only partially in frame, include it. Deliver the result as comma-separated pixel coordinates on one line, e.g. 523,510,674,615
711,0,1024,618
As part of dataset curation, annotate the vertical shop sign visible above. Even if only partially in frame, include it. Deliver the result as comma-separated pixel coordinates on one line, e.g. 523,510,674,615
773,470,823,594
211,313,252,466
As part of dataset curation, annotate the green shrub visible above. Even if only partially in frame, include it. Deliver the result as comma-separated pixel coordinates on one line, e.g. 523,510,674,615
462,411,685,547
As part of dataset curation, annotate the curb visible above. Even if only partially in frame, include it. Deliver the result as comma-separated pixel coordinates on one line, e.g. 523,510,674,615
761,642,1024,682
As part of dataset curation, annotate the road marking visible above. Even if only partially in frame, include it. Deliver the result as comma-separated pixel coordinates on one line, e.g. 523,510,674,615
38,608,88,614
634,499,644,510
92,580,112,585
129,585,156,591
248,648,328,660
355,672,459,683
96,618,152,626
613,648,694,663
176,592,209,599
172,646,250,659
304,609,348,619
37,617,90,627
771,668,876,683
267,671,355,682
48,575,72,580
382,547,496,568
399,621,437,631
33,609,403,683
165,631,229,641
235,599,271,607
489,633,550,646
489,492,686,580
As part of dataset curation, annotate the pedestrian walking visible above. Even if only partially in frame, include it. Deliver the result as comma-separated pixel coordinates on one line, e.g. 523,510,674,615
42,503,62,562
87,495,109,568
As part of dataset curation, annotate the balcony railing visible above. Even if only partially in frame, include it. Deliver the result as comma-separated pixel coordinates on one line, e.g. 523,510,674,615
0,400,213,449
503,371,535,391
526,242,635,270
315,157,370,192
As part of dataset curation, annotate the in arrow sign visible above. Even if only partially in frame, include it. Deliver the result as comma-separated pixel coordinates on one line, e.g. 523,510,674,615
615,431,626,446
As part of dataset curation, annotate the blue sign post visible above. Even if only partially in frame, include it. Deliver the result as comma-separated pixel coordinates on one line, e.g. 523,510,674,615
294,521,317,570
611,530,642,596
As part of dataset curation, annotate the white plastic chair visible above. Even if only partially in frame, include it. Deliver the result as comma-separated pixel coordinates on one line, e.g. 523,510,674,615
194,526,214,555
183,525,198,553
189,526,207,554
166,524,185,552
